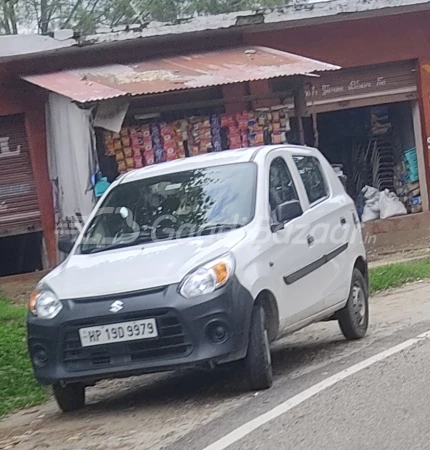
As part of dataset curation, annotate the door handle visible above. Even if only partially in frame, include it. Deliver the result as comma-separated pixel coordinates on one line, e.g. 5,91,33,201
340,217,347,226
307,235,315,246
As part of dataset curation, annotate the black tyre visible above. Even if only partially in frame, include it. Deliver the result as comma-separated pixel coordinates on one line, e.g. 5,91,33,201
53,383,85,412
338,268,369,340
244,304,273,390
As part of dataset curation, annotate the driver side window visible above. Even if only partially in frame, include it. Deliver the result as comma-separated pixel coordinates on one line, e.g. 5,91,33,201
269,157,298,218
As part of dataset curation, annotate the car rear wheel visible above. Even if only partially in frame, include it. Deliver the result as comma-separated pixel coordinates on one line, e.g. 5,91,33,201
338,268,369,340
244,304,273,390
53,383,85,412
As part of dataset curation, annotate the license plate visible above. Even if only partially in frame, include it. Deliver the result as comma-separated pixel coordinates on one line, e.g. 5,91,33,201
79,318,158,347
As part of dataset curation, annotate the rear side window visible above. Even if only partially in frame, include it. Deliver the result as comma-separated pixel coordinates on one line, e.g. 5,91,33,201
269,157,298,212
293,156,328,204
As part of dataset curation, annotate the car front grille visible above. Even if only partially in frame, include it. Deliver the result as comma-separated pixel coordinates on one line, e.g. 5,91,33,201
61,309,193,372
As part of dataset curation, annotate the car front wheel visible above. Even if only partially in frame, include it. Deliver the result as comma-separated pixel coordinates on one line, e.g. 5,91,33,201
244,304,273,390
338,268,369,340
53,383,85,412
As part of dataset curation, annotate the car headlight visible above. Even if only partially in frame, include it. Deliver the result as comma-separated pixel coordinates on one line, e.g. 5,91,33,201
180,253,235,298
29,290,63,319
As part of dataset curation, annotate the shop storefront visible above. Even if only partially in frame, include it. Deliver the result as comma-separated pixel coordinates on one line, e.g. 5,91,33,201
271,61,427,219
22,46,338,245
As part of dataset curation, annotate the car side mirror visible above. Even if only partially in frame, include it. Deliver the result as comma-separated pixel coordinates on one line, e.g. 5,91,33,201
58,235,75,254
271,200,303,232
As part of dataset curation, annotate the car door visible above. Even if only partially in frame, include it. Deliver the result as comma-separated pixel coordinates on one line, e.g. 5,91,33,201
291,154,350,309
264,150,326,329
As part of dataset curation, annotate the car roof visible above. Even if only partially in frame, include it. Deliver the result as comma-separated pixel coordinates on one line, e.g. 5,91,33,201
121,145,318,184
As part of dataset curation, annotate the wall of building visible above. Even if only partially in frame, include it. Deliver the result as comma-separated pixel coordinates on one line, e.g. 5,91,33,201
244,11,430,68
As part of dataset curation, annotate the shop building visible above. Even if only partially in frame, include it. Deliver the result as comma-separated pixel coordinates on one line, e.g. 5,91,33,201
0,38,61,277
25,0,428,225
0,32,246,276
268,61,425,216
242,2,430,217
2,0,430,276
22,46,338,252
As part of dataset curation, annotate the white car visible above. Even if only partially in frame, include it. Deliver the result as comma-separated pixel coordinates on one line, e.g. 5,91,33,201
27,145,369,412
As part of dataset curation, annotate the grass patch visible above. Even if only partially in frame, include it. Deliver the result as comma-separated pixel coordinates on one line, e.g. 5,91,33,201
0,297,48,417
370,259,430,294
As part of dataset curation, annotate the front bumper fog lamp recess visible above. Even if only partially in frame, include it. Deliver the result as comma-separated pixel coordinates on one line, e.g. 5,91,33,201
32,344,49,368
206,321,230,344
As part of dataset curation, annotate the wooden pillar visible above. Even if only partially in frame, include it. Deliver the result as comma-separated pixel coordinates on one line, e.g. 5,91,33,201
249,80,280,109
222,83,248,114
25,103,56,269
416,59,430,211
294,82,306,146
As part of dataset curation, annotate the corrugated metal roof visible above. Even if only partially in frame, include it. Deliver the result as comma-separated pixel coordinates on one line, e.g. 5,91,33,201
23,46,339,103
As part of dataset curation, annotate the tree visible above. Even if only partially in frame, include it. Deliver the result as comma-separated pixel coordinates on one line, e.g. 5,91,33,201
1,0,19,34
20,0,108,34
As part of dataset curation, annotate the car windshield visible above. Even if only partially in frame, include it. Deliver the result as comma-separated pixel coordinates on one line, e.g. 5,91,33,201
79,162,257,254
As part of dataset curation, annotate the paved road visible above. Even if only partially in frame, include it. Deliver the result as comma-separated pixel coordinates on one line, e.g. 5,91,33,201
2,282,430,450
227,340,430,450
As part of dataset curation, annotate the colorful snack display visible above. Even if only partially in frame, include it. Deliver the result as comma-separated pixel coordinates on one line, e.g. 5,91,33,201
102,105,291,177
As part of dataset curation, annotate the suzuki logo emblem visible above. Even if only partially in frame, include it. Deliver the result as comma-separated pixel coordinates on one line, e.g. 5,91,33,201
109,300,123,313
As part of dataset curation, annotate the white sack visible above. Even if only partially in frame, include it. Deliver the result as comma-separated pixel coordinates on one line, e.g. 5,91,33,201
379,189,407,219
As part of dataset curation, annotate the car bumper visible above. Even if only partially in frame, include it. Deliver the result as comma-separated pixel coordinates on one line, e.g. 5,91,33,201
27,277,254,385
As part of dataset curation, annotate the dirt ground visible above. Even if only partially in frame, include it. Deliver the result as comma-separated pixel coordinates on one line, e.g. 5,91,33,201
0,272,46,305
2,281,430,450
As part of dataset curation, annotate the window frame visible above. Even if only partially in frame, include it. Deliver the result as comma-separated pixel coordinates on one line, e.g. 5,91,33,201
268,155,300,216
292,155,330,208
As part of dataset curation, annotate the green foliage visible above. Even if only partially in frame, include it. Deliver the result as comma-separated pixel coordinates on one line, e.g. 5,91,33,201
369,259,430,294
0,298,48,417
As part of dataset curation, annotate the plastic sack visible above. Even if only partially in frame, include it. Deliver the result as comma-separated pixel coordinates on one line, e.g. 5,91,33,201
379,189,407,219
361,185,380,222
362,204,380,222
362,185,380,201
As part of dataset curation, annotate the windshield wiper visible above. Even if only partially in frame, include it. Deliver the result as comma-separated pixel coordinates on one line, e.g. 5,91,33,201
198,223,243,236
81,239,139,254
80,229,175,254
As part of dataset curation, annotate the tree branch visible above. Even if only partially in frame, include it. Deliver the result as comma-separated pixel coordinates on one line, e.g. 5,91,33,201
61,0,83,28
1,0,12,34
8,0,18,33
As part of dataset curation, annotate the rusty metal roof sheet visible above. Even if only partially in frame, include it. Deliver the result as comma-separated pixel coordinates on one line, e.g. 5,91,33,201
22,46,339,103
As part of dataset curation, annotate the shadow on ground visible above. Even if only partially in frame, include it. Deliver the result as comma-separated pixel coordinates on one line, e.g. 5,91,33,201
54,333,351,420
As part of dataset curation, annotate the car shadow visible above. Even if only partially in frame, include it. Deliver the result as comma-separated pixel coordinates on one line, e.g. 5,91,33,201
271,336,350,376
58,333,352,417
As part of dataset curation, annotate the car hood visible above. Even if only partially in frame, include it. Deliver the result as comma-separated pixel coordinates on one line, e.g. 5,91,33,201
43,229,247,300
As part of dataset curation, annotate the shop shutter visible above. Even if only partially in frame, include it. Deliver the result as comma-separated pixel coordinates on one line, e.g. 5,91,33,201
0,114,41,237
